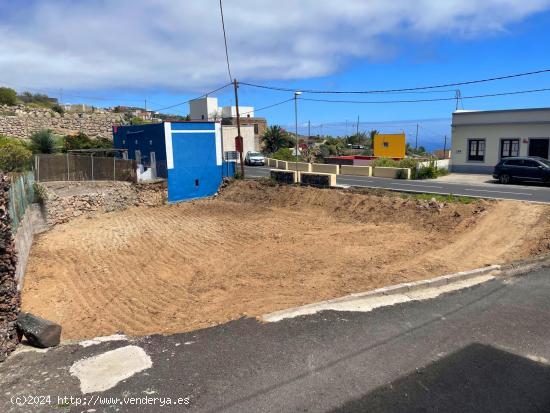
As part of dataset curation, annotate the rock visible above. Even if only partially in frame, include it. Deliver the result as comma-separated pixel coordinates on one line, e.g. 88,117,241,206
16,312,62,348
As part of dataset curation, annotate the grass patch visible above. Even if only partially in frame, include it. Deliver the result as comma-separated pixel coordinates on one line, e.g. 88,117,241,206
403,192,477,204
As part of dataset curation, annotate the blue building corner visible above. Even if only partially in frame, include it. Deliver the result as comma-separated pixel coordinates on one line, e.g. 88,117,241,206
113,121,235,203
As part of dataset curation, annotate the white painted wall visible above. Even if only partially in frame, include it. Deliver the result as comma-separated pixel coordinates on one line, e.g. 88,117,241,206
221,106,254,118
451,108,550,173
221,125,257,157
189,97,220,120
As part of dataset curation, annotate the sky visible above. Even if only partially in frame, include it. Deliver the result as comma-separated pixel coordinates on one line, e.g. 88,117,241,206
2,0,550,149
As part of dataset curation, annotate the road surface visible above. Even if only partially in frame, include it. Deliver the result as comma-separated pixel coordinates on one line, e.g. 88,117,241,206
2,267,550,412
244,165,550,203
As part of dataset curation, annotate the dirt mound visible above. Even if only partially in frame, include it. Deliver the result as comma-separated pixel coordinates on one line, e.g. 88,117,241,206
21,180,550,339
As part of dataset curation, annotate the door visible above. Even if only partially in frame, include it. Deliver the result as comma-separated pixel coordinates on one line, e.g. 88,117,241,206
522,159,545,180
528,138,549,159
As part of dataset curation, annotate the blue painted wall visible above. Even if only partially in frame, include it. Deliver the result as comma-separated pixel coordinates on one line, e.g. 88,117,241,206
113,123,167,178
167,122,233,202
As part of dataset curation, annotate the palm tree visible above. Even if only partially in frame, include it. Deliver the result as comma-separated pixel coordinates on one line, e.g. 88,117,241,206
261,125,292,154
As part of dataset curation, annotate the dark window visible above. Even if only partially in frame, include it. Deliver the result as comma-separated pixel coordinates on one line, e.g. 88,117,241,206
524,160,540,167
501,139,519,158
383,142,389,148
254,124,259,134
468,139,485,161
504,159,522,166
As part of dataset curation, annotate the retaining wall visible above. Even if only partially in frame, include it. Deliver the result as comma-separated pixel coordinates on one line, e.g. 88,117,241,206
373,167,411,179
286,162,312,172
311,163,339,174
270,169,299,184
276,160,288,170
300,172,337,187
340,165,372,176
0,175,19,362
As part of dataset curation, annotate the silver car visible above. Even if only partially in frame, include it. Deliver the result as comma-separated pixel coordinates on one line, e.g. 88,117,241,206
245,151,265,166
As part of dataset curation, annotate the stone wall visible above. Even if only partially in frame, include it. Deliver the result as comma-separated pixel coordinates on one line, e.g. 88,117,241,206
0,105,126,139
0,174,19,362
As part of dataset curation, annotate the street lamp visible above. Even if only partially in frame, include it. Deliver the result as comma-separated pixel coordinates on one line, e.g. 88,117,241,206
294,91,302,172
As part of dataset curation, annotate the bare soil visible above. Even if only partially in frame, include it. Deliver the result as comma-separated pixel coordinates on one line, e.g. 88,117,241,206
22,181,550,339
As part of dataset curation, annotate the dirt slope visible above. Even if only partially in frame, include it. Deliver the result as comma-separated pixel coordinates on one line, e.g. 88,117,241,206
21,181,550,339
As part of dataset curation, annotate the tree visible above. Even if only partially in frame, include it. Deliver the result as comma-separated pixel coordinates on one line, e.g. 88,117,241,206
271,148,297,161
261,125,293,154
0,87,17,106
30,130,58,154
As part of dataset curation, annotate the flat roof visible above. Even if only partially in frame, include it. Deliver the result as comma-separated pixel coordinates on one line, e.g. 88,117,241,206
453,107,550,115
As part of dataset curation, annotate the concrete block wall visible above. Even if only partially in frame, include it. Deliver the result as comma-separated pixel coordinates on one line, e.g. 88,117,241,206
286,162,312,172
300,172,337,187
311,163,339,174
270,169,299,183
276,160,288,170
372,167,411,179
340,165,372,176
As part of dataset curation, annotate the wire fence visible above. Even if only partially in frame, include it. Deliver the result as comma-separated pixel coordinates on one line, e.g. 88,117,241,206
34,154,137,183
8,172,36,234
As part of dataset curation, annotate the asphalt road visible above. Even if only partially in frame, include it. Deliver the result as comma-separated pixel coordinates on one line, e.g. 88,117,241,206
2,267,550,412
244,165,550,203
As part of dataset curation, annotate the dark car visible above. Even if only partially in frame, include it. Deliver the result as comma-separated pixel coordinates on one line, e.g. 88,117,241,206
493,156,550,184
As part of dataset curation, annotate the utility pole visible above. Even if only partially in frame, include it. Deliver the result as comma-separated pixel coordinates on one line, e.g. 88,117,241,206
455,90,462,111
356,115,360,136
443,135,447,159
233,79,244,178
308,120,311,139
144,99,147,112
294,91,302,171
415,123,419,150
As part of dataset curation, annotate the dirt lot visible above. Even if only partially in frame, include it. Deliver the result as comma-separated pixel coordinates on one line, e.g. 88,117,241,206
22,181,550,339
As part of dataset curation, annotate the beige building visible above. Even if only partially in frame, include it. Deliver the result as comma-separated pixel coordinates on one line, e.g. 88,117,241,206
220,125,258,158
451,108,550,173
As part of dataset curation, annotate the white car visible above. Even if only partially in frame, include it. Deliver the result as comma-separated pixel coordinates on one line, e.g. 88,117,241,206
245,151,265,166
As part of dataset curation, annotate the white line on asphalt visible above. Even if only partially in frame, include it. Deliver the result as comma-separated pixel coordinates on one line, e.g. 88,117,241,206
390,183,445,189
463,188,533,196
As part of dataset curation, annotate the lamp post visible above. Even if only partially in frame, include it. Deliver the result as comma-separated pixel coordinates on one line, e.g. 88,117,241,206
294,91,302,172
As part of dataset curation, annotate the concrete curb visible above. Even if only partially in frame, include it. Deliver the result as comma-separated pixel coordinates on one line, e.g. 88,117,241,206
261,265,501,322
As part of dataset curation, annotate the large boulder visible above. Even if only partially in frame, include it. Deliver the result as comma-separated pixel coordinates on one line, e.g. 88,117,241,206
16,312,61,348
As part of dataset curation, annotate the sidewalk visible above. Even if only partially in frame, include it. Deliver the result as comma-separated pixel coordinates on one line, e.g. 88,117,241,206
432,173,496,186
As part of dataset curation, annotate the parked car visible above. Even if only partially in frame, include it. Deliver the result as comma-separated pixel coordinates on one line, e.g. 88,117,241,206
493,156,550,184
244,151,265,166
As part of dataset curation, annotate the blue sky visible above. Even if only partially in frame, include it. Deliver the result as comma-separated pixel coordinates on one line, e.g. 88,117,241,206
2,0,550,149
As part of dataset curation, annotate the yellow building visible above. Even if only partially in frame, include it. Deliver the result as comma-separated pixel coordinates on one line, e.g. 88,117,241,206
373,133,406,158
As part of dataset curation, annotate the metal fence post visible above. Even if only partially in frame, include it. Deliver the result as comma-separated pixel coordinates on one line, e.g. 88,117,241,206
91,154,94,181
113,155,116,181
66,152,70,181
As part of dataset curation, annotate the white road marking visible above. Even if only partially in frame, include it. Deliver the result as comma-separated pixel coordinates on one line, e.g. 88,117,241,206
70,345,152,394
391,183,445,189
79,334,128,348
463,188,532,196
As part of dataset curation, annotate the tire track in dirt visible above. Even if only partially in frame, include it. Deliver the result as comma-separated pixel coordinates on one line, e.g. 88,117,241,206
21,182,550,339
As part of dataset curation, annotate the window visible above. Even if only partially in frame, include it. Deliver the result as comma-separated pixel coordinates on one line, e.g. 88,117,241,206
524,160,540,168
254,123,259,134
501,139,519,158
383,142,389,148
468,139,485,161
504,159,522,166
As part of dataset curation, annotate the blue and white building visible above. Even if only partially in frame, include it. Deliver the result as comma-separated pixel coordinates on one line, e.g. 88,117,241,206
113,121,235,202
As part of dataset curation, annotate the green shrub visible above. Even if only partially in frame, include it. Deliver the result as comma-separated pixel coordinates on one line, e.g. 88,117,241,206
0,140,32,172
272,148,298,162
395,169,409,179
0,87,17,106
372,157,399,167
30,129,59,154
51,104,65,115
415,159,449,180
33,182,48,204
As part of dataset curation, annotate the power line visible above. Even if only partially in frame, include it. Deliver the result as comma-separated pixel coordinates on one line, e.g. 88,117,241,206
219,0,233,82
297,86,550,104
151,83,232,112
239,68,550,94
239,97,294,116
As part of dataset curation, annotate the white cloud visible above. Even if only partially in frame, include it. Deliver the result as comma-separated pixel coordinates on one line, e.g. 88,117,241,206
0,0,548,92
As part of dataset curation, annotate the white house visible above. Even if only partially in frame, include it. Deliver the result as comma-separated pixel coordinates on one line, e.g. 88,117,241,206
451,107,550,173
